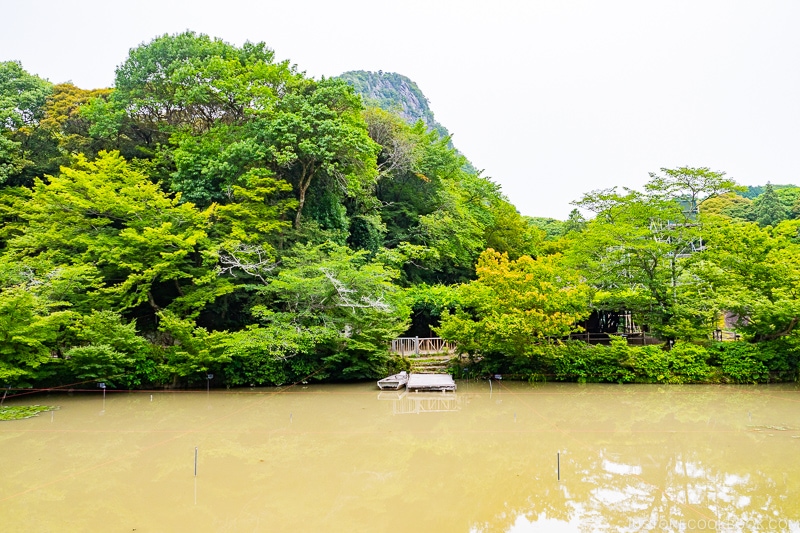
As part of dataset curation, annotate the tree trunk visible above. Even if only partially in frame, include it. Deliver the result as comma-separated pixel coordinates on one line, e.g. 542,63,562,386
761,316,798,340
147,290,160,312
294,184,307,229
293,163,314,229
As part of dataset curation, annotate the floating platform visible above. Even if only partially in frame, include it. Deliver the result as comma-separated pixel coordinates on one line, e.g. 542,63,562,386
377,371,408,390
406,373,457,392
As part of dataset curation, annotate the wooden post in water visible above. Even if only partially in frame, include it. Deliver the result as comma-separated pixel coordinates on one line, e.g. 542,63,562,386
557,452,560,481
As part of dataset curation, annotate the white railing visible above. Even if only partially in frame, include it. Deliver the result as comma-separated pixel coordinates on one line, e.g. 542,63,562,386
390,337,456,356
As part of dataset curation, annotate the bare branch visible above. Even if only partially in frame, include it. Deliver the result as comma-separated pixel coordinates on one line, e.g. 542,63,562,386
217,244,277,284
320,268,391,312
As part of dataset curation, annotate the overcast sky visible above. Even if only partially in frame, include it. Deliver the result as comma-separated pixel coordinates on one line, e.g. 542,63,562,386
3,0,799,219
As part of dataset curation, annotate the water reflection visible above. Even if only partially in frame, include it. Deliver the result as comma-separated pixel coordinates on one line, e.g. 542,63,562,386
1,383,799,532
378,390,461,414
466,384,800,532
499,448,798,532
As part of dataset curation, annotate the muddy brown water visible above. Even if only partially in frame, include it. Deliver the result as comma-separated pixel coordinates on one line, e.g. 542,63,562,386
1,382,799,532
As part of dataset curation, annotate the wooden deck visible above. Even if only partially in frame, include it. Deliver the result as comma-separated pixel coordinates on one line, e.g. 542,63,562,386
406,373,457,392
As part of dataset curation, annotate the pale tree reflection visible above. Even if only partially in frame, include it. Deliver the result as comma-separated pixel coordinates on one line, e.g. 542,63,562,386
467,384,800,532
473,450,798,531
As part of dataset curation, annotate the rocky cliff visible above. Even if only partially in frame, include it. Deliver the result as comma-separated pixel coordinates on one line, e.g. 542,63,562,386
338,70,450,140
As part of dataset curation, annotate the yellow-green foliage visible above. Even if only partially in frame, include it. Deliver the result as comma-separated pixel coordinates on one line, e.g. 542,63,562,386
437,249,591,357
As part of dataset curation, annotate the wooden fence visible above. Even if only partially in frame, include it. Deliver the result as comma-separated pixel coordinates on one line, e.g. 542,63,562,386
568,331,741,344
390,337,456,356
391,330,739,357
566,332,662,345
712,329,740,341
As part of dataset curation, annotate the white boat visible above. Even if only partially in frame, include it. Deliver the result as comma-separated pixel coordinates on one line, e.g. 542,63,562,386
377,371,409,390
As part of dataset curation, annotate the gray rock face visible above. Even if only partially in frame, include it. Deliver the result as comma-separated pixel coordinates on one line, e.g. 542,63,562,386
337,70,449,139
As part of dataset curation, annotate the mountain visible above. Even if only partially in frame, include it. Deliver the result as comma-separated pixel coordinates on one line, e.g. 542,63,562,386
338,70,477,173
337,70,450,140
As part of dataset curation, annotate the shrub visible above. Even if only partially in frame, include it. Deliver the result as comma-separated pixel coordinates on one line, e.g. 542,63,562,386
553,339,635,383
628,345,672,383
668,342,712,383
708,342,769,383
757,339,800,381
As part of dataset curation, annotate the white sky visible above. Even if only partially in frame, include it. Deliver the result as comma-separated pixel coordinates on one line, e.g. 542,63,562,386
3,0,799,219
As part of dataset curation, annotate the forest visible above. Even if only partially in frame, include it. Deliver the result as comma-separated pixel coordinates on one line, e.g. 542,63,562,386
1,31,799,389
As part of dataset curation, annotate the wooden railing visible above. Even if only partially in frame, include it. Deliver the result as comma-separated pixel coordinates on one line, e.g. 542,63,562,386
566,332,662,345
713,330,740,341
390,337,456,356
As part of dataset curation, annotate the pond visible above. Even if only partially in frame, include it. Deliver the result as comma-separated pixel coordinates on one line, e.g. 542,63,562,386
1,381,799,532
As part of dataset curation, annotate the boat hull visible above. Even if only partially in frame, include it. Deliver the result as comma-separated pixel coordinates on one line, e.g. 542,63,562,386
377,371,409,390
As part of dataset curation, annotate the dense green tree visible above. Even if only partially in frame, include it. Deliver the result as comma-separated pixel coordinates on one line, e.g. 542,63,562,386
484,199,541,260
570,169,740,341
562,208,586,234
753,182,788,226
63,310,151,387
700,218,800,342
0,61,58,187
0,284,74,386
527,216,566,240
155,311,231,385
773,186,800,216
218,321,327,386
82,31,303,199
415,177,494,280
645,166,742,215
256,78,380,229
437,249,591,358
213,170,296,247
700,192,753,220
0,254,107,384
363,106,420,181
40,83,113,160
109,32,298,139
369,115,444,246
703,185,800,224
365,105,525,283
402,283,461,337
739,183,798,199
254,242,410,379
4,151,232,323
569,185,717,340
100,33,380,237
169,123,273,205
